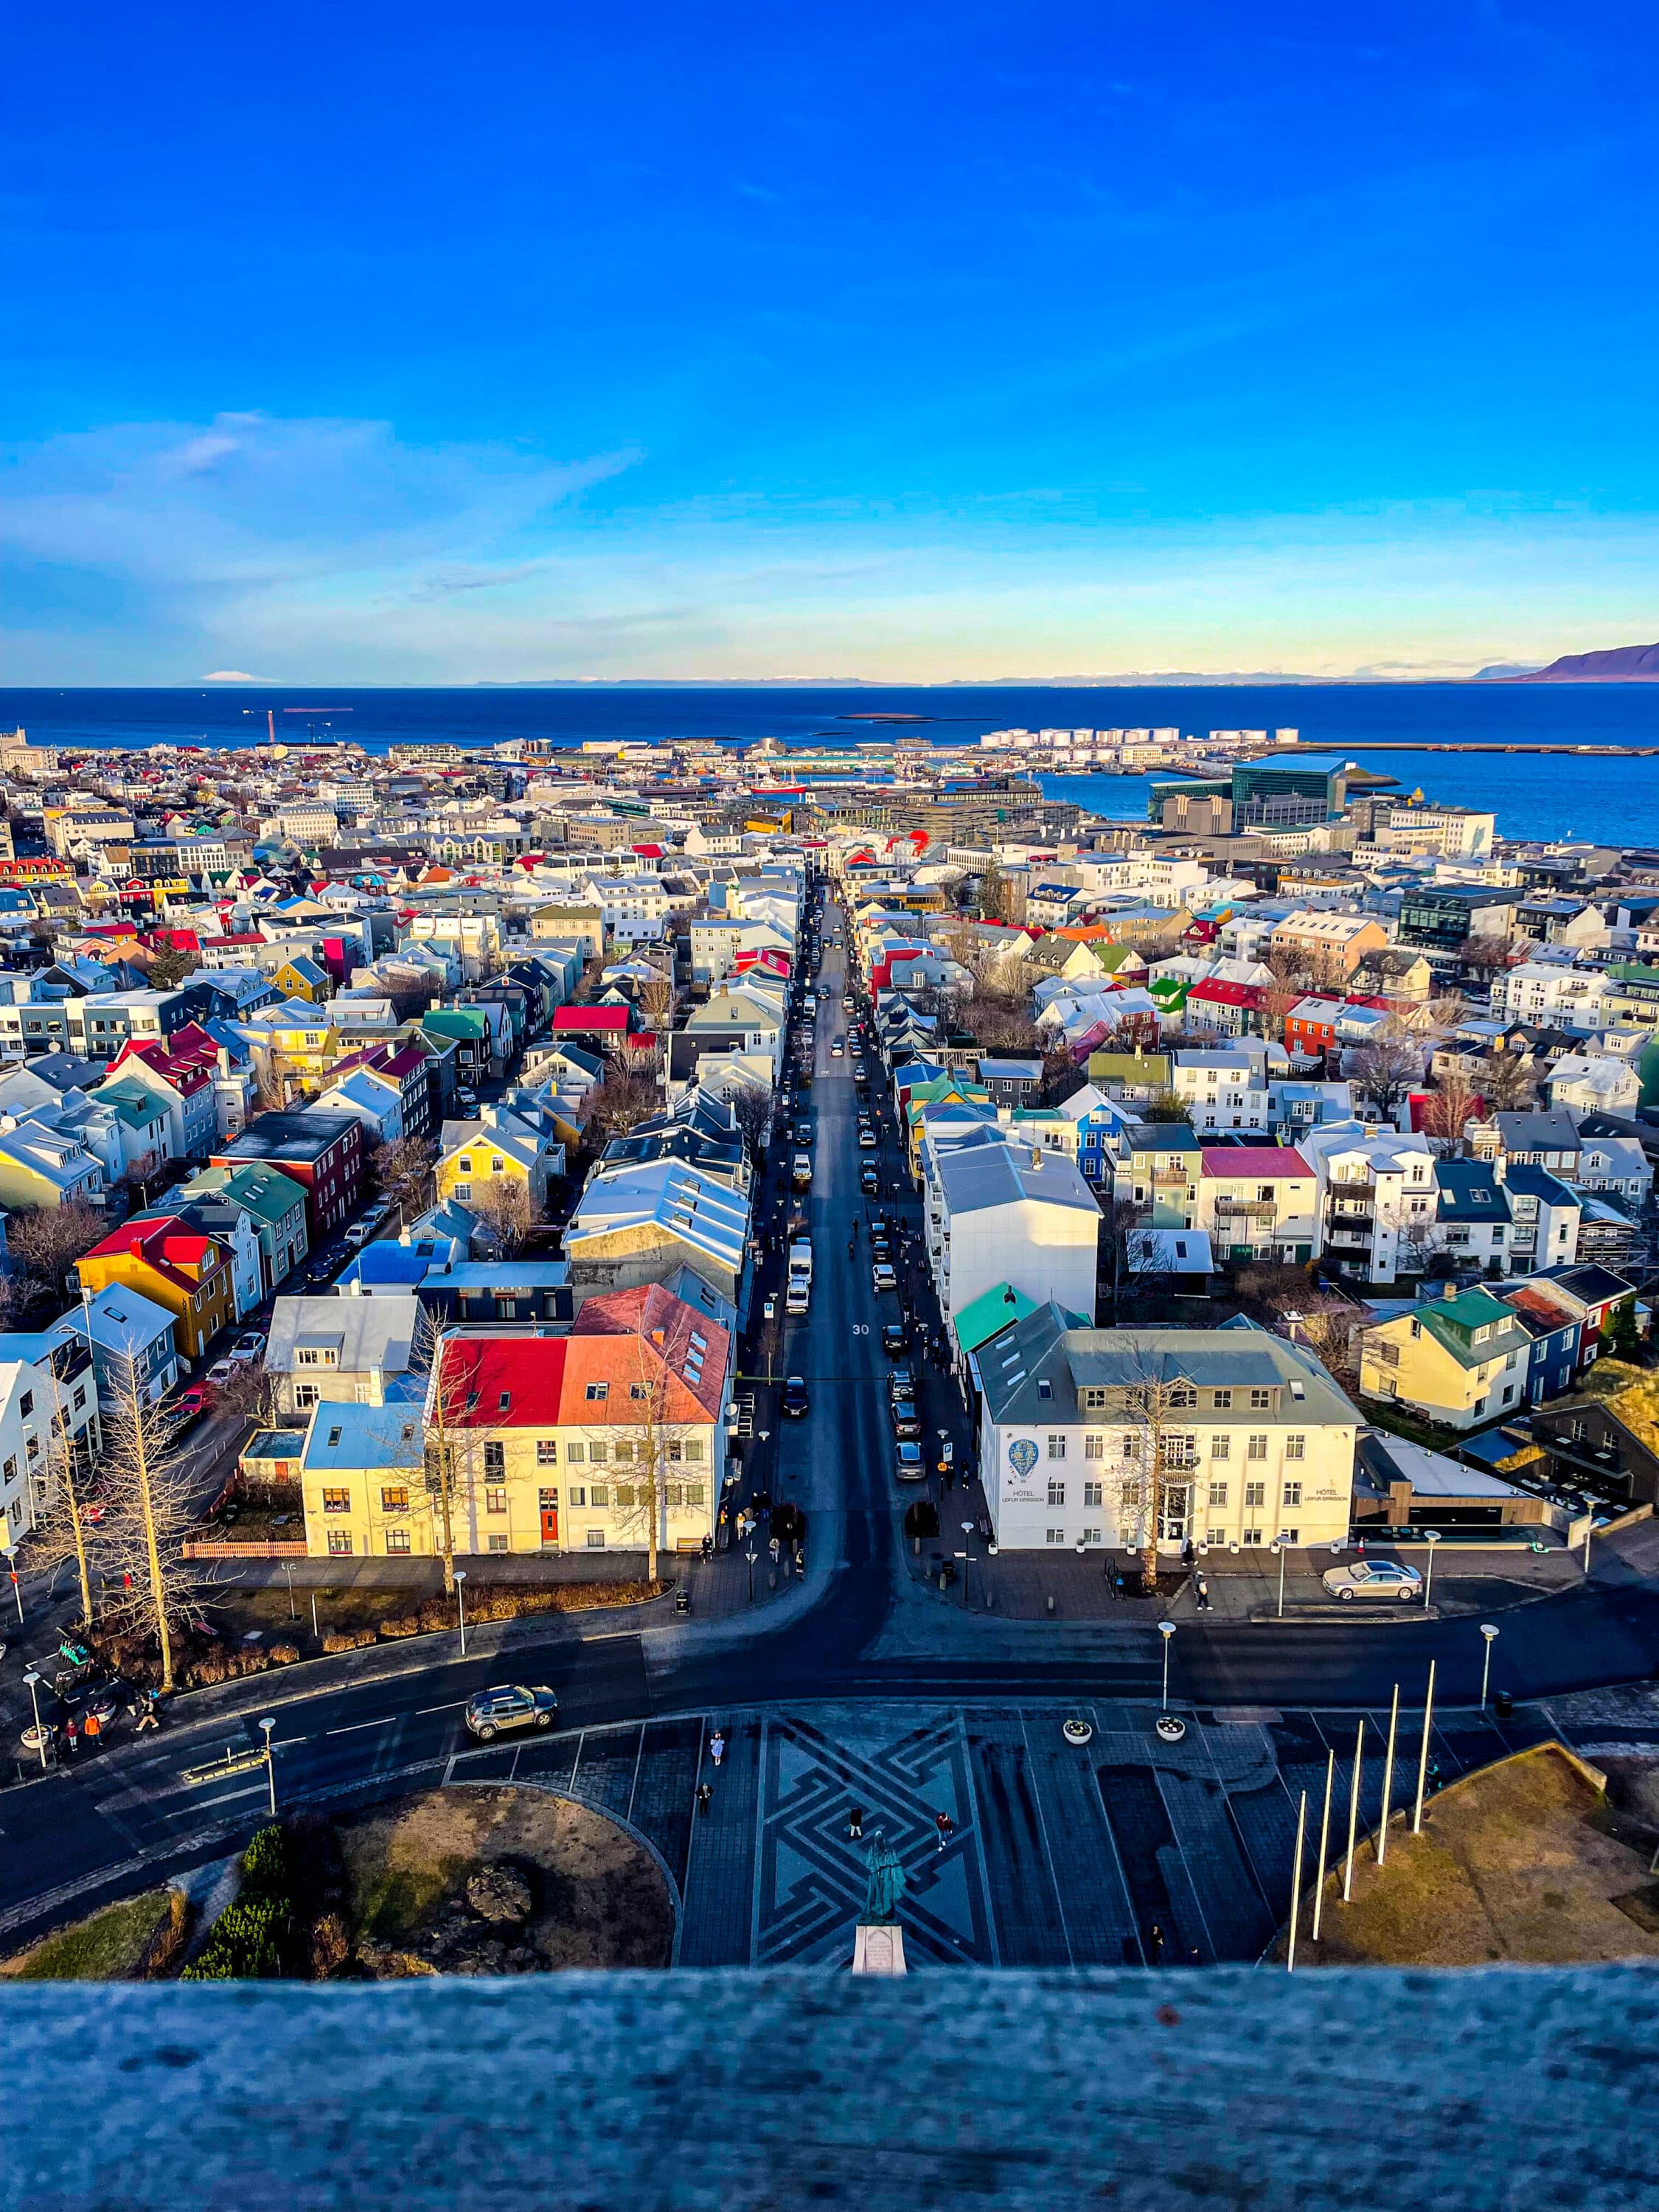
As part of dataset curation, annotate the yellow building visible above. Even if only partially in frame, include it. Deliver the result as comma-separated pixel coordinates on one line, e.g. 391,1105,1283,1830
1358,1287,1533,1432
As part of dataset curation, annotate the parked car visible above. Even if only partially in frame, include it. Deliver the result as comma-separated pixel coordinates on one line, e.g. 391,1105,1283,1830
173,1385,211,1425
860,1165,880,1194
882,1323,908,1356
859,1127,877,1150
888,1366,915,1399
831,1042,844,1057
1321,1559,1423,1603
232,1332,265,1360
894,1441,925,1482
891,1398,920,1440
343,1220,374,1250
464,1685,559,1739
782,1376,810,1419
872,1262,897,1293
206,1358,238,1388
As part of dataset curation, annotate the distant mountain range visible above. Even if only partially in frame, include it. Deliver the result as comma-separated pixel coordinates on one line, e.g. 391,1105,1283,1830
1504,642,1659,682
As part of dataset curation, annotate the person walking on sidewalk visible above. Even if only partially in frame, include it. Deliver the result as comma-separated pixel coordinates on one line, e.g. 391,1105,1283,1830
63,1714,80,1757
848,1806,864,1842
709,1729,726,1769
697,1782,713,1815
934,1810,955,1854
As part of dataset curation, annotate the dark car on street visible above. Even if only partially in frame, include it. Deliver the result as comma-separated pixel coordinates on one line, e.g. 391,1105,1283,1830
882,1322,907,1355
782,1375,810,1419
890,1397,921,1439
860,1164,879,1194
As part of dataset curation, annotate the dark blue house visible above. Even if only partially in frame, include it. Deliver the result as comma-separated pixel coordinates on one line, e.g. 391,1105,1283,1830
1495,1281,1582,1405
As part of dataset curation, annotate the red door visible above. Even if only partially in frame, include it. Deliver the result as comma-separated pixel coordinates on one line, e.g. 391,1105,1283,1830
539,1489,559,1546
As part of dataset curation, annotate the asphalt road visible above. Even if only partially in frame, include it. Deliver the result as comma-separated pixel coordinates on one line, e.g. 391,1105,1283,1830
4,887,1659,1946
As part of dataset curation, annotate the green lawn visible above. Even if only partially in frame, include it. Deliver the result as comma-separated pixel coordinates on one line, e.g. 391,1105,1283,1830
3,1890,173,1981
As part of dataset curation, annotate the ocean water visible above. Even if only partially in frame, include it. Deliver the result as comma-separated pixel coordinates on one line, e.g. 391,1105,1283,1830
2,682,1657,847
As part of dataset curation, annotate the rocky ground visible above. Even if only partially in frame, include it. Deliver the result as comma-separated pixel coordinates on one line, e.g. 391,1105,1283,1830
340,1785,674,1975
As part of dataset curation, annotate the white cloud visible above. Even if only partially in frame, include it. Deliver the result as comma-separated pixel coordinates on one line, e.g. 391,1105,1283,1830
201,669,273,682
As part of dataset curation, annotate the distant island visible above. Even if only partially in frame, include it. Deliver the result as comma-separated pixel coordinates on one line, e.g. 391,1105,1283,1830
1512,641,1659,682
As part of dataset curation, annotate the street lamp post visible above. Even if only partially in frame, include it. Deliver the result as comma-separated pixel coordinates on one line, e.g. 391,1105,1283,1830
454,1568,467,1658
282,1560,297,1620
1411,1658,1438,1835
1158,1619,1175,1711
1479,1623,1499,1709
22,1664,47,1772
1583,1512,1595,1577
746,1547,757,1603
260,1717,277,1817
1,1547,22,1626
1377,1683,1400,1867
1422,1528,1441,1610
1274,1533,1292,1618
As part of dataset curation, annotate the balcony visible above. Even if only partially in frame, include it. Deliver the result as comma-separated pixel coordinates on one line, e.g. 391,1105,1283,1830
1212,1197,1278,1220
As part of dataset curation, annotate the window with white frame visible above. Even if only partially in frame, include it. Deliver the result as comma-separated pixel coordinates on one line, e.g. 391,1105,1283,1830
1047,1478,1065,1506
1046,1434,1066,1460
1285,1434,1305,1461
1247,1433,1268,1459
1046,1528,1065,1545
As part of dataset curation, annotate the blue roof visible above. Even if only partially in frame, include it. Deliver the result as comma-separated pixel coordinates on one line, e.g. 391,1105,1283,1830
335,1234,464,1290
301,1400,425,1473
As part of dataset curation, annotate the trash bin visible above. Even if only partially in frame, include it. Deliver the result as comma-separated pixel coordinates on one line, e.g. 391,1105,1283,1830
1494,1689,1513,1720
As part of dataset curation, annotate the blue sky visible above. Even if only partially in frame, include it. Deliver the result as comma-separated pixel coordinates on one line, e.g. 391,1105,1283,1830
4,1,1657,682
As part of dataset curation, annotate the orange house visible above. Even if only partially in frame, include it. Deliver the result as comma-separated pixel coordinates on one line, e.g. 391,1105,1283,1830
75,1214,236,1362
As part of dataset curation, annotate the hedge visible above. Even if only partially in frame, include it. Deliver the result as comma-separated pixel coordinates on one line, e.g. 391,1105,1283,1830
180,1823,294,1982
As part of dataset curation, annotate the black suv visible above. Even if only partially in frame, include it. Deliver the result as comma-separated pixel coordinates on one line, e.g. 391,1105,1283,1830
882,1322,907,1355
890,1395,921,1439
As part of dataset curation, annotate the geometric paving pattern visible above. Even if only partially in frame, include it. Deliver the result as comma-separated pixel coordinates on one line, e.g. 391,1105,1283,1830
447,1696,1529,1970
757,1713,992,1965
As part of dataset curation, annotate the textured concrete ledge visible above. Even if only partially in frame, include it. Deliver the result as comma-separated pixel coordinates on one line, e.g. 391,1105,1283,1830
5,1966,1659,2209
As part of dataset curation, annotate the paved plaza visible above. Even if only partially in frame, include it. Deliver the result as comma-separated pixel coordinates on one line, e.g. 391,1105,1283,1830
443,1695,1554,1968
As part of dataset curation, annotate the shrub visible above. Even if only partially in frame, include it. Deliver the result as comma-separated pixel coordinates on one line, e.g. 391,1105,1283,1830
268,1644,299,1666
321,1628,377,1654
181,1825,293,1982
378,1614,421,1639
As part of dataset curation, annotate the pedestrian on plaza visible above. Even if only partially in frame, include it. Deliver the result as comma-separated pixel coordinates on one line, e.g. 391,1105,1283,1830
701,1534,713,1562
697,1782,713,1815
136,1689,160,1733
83,1706,102,1748
934,1810,954,1853
1195,1573,1211,1612
63,1715,79,1756
848,1806,864,1840
1148,1922,1165,1961
1182,1537,1194,1566
1113,1571,1127,1601
709,1729,726,1767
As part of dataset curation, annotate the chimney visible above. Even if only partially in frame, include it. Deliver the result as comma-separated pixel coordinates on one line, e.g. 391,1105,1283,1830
1442,1281,1458,1301
1031,1149,1043,1172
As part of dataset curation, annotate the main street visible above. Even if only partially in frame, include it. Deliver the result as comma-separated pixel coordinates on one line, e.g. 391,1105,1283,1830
3,888,1659,1956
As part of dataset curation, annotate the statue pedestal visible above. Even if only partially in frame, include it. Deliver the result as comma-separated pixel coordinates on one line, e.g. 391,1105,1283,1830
852,1923,908,1975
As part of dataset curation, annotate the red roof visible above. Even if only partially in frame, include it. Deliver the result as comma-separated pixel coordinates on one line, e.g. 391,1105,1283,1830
553,1004,629,1033
110,1038,212,1094
1189,980,1265,1007
439,1336,570,1427
1199,1146,1313,1179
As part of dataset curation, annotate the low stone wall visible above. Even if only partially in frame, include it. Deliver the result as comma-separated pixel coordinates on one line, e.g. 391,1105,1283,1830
3,1966,1655,2208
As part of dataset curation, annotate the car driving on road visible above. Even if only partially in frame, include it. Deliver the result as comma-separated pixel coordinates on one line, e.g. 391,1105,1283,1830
464,1685,559,1739
1321,1559,1424,1603
894,1441,925,1481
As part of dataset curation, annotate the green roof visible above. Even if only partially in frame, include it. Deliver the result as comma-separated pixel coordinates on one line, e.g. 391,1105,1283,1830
422,1006,490,1040
956,1282,1038,1356
187,1161,307,1225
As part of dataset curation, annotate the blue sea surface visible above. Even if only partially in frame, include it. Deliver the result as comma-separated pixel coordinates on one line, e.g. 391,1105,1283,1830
1,683,1656,847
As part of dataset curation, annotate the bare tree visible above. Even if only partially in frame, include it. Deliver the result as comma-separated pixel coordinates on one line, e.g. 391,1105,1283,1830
1349,1032,1422,1120
411,1310,470,1596
372,1133,437,1216
11,1200,105,1310
470,1175,536,1257
726,1082,772,1165
1481,1049,1537,1114
97,1349,201,1691
1121,1371,1198,1596
606,1331,703,1583
636,964,677,1034
590,1068,661,1140
1420,1065,1479,1155
25,1352,104,1633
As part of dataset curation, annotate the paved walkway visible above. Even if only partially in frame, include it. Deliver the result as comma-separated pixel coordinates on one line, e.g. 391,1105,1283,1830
442,1693,1559,1969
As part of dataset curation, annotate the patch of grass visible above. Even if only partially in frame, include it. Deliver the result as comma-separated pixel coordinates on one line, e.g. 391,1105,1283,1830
2,1890,172,1981
1291,1742,1659,1969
